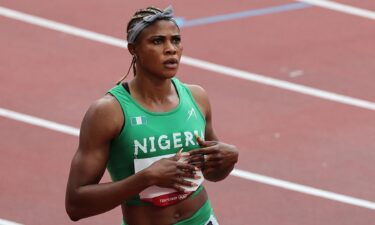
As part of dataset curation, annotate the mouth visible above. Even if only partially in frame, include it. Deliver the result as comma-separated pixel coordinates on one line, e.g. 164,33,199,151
163,58,179,69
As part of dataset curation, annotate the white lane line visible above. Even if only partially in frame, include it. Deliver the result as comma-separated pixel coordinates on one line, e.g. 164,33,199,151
181,57,375,111
0,6,126,48
296,0,375,20
1,106,375,210
0,218,23,225
0,108,79,136
231,169,375,210
1,6,375,112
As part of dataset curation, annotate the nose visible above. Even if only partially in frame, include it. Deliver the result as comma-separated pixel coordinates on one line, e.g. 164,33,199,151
164,40,177,55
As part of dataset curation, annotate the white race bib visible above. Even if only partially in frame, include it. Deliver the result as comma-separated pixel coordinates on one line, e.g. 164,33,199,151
134,154,204,206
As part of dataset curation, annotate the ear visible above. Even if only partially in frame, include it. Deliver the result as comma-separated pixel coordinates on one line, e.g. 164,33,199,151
127,43,136,56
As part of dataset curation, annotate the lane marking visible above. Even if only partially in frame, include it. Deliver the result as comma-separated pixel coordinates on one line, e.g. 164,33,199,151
0,218,23,225
296,0,375,20
1,107,375,210
0,108,79,136
178,2,310,27
1,6,375,112
231,169,375,210
180,57,375,111
0,7,126,48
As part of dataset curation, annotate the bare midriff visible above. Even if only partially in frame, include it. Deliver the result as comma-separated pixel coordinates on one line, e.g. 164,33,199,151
122,187,208,225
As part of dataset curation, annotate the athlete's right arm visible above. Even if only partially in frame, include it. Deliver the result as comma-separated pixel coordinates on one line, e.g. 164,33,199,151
65,95,198,221
65,95,153,221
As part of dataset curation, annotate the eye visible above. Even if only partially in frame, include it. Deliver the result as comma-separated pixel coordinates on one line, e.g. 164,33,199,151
152,38,163,45
172,37,181,44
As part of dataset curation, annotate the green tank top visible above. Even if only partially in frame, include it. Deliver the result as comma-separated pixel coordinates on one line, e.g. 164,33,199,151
107,78,206,205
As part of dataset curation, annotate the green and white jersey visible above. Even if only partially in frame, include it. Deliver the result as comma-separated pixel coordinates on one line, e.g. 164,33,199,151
107,78,206,206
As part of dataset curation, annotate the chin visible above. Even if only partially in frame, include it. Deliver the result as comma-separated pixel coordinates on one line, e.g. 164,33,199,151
162,70,178,79
164,74,177,79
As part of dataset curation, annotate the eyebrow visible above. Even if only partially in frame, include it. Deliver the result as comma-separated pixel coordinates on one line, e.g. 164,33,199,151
149,34,181,39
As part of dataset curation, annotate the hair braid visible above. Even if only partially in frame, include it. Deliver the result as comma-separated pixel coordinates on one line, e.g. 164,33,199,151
126,7,163,42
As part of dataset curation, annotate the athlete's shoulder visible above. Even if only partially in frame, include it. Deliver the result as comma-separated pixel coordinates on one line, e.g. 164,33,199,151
185,83,208,99
89,95,121,115
185,83,210,117
82,95,123,138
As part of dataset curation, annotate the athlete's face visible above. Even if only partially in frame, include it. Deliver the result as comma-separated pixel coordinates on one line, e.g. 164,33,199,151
131,20,183,79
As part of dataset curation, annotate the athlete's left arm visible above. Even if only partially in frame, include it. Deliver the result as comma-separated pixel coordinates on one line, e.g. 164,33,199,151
188,84,239,182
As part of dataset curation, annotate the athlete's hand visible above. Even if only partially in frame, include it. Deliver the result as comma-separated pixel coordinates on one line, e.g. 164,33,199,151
188,136,239,181
145,151,201,192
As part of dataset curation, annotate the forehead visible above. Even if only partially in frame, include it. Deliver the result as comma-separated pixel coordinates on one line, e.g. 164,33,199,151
139,20,180,38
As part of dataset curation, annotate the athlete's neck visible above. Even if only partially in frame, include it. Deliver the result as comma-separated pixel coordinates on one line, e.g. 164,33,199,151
129,75,178,106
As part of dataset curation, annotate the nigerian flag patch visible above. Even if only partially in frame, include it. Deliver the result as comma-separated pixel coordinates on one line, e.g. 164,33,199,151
131,116,147,126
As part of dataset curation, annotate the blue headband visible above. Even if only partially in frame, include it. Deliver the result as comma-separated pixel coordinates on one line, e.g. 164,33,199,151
127,5,178,44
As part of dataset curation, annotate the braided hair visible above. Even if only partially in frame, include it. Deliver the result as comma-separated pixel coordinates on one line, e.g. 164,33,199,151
126,7,163,42
117,7,164,84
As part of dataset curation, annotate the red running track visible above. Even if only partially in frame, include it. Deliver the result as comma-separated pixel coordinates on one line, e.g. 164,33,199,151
1,1,375,224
